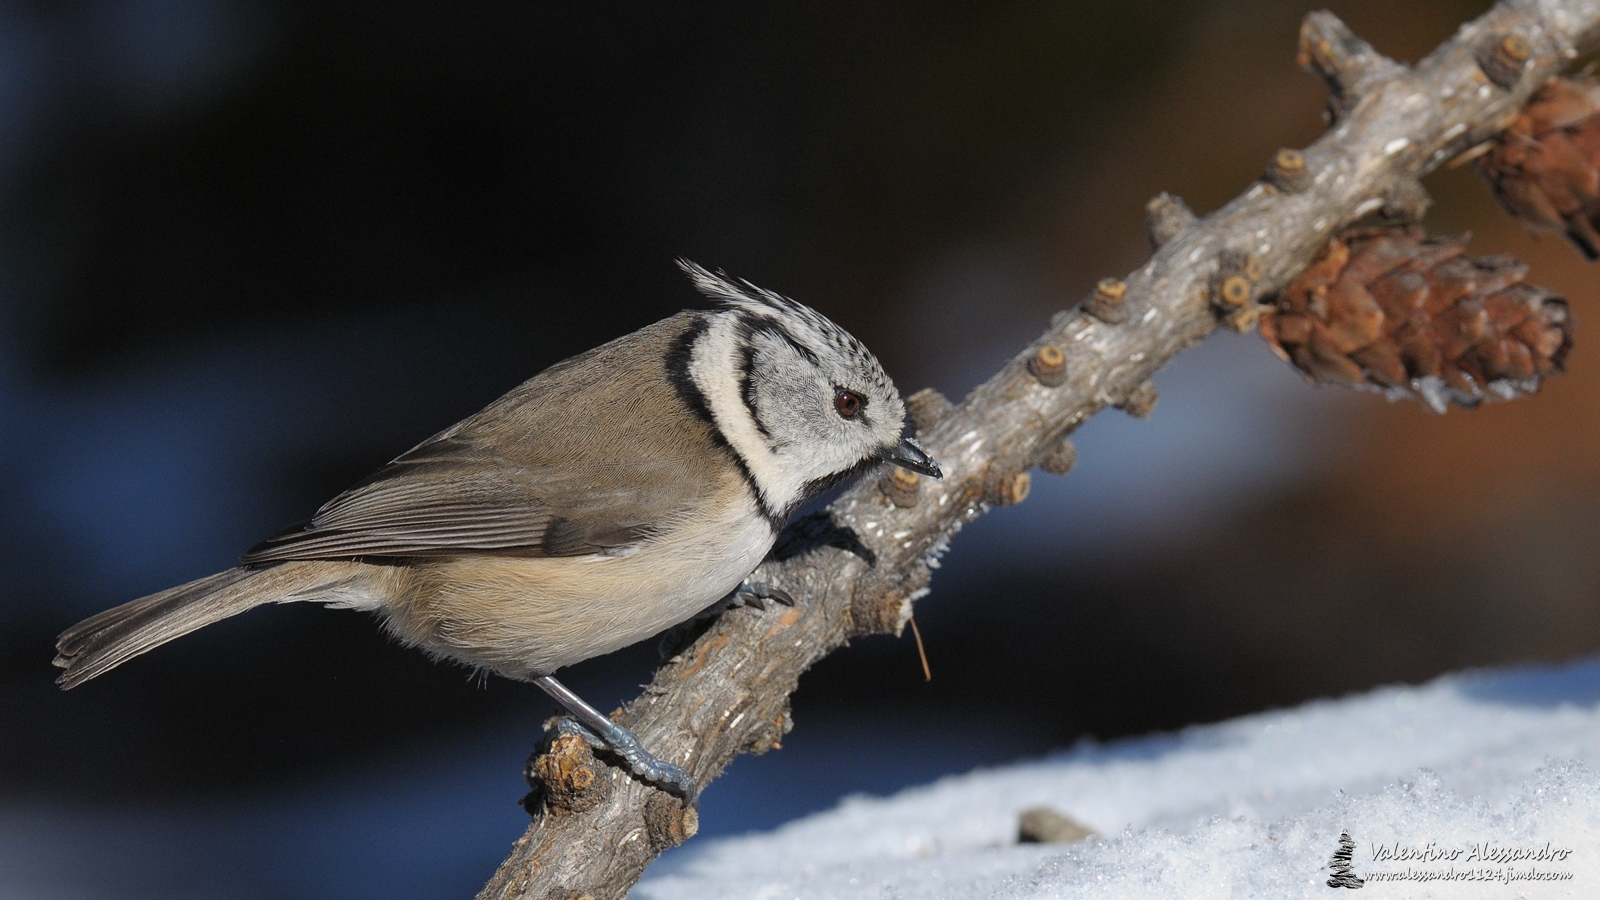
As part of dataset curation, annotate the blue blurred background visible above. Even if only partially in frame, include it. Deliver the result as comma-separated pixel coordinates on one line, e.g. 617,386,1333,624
7,1,1600,897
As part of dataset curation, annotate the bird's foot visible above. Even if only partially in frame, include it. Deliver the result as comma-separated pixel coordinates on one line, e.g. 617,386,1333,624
728,580,795,611
683,580,794,627
552,718,697,803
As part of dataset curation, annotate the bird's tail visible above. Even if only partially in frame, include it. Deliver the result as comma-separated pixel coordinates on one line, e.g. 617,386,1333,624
54,560,378,689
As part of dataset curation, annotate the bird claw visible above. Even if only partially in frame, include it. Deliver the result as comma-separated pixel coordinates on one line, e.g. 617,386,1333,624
694,581,795,620
733,581,795,609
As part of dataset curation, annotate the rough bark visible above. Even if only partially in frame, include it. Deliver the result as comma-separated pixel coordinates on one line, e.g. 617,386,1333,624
480,2,1600,896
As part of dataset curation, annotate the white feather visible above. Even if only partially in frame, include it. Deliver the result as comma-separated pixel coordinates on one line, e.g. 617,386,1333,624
688,312,807,515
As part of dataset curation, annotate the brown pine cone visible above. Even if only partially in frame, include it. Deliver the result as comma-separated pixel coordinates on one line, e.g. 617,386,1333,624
1260,227,1572,412
1477,75,1600,259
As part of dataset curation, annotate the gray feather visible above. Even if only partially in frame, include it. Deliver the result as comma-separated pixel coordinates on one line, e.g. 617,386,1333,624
54,562,373,689
242,312,727,564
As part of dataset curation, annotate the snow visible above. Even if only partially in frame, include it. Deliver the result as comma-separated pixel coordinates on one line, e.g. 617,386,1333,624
639,656,1600,899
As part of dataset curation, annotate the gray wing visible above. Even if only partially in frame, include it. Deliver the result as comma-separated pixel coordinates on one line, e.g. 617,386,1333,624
242,312,725,563
241,438,658,562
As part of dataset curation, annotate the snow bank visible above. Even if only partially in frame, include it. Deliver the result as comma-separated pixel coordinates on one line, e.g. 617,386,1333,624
640,657,1600,899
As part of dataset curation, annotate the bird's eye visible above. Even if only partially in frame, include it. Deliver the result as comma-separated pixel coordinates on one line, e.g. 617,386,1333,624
834,389,865,419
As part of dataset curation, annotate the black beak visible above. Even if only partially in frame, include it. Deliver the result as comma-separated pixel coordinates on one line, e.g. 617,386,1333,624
884,436,942,479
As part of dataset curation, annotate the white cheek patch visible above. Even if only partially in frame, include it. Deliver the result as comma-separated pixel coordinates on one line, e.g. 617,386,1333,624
689,316,806,516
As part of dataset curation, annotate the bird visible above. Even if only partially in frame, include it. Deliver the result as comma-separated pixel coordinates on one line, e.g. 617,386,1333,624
53,260,942,800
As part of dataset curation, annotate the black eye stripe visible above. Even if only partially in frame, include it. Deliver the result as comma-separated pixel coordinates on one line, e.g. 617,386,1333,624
739,343,774,442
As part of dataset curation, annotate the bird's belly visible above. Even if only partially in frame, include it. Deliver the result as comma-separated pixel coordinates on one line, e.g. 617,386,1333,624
381,501,776,678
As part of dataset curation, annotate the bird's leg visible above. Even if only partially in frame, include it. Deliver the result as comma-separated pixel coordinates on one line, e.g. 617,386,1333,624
533,674,696,801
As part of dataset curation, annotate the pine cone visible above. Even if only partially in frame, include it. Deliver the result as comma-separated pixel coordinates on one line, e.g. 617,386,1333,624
1260,227,1572,412
1477,75,1600,259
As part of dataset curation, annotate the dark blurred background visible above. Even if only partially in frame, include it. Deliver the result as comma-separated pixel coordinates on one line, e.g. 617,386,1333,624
5,0,1599,897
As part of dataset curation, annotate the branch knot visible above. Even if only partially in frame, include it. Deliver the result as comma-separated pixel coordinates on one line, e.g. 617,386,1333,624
1297,11,1406,122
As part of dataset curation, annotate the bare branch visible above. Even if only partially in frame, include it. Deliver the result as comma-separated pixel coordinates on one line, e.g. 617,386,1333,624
479,2,1600,896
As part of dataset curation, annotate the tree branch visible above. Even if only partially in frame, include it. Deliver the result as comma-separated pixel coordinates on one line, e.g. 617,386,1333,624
480,2,1600,896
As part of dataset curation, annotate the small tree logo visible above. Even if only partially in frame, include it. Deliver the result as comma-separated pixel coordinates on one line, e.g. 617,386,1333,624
1326,830,1365,889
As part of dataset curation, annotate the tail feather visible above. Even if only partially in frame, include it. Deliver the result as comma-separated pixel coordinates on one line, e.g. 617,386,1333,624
55,561,375,689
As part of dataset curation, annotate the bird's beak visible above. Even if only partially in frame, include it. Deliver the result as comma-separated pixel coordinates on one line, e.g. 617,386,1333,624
883,436,943,479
